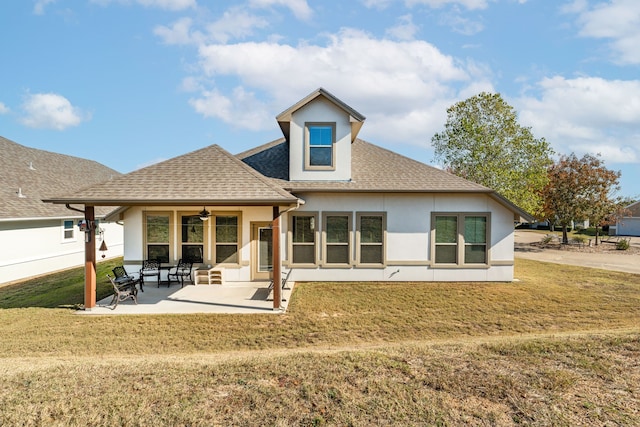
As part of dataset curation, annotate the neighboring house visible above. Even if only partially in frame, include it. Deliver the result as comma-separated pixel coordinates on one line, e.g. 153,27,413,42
612,201,640,236
0,136,124,285
44,89,532,309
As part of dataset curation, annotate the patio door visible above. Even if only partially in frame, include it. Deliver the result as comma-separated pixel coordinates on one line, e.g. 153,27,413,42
251,222,272,280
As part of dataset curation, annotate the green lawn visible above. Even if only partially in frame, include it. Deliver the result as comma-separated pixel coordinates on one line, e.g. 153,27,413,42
0,258,638,426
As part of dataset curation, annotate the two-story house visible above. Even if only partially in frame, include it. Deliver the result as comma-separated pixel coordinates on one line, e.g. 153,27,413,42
45,88,532,309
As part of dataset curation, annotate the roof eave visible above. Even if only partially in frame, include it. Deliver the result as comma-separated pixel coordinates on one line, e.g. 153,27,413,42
42,198,300,206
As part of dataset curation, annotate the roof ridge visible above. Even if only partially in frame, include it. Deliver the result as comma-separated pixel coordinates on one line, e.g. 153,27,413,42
217,144,296,200
236,138,285,159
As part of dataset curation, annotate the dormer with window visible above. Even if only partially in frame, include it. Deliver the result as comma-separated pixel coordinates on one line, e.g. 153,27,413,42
277,88,365,181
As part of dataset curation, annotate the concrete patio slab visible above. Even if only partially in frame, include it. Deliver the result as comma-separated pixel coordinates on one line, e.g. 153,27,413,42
77,281,294,315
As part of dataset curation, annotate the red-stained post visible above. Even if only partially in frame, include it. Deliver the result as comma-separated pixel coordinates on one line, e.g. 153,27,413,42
84,206,97,310
272,206,281,310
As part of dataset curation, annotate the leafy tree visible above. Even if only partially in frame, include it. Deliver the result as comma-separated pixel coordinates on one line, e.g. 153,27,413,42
432,92,553,217
542,153,622,244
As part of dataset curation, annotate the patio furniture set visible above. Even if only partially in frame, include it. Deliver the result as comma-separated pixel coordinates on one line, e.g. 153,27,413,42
105,259,194,309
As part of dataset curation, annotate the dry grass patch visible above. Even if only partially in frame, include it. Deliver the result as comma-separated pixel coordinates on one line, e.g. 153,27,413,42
0,333,638,426
0,259,639,358
1,259,639,424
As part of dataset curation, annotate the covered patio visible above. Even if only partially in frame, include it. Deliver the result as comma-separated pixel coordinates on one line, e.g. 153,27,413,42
78,281,295,315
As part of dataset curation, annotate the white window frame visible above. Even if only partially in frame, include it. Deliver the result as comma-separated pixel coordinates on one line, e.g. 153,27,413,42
62,219,76,242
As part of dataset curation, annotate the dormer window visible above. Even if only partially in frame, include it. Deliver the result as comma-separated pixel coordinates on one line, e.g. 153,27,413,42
305,122,335,170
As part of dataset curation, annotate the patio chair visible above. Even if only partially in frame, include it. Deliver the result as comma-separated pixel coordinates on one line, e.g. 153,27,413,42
167,259,193,287
107,274,138,309
268,269,292,292
139,259,161,288
112,265,143,292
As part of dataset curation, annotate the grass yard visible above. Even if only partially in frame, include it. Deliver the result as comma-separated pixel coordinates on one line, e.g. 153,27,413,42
0,258,639,425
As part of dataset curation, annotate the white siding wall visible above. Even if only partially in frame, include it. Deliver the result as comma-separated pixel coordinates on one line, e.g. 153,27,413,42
616,217,640,236
0,218,124,285
281,193,516,283
118,194,517,284
289,97,352,181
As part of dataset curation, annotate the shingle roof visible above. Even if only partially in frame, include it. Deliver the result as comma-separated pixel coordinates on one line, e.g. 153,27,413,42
0,136,120,220
239,138,491,193
44,144,298,206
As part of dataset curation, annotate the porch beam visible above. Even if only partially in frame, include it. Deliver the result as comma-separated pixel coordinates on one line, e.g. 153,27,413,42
84,206,97,310
272,206,281,310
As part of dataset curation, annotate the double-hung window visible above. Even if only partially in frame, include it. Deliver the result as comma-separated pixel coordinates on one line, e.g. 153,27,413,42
290,213,317,265
215,215,239,264
62,220,75,241
356,213,385,265
323,213,352,265
181,214,204,263
145,213,171,263
432,213,489,266
305,123,335,169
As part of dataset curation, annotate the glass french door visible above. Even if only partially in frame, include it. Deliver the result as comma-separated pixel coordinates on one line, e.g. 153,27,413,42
251,222,272,280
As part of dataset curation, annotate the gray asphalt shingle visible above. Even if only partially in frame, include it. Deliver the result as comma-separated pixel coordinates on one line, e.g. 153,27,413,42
0,136,120,219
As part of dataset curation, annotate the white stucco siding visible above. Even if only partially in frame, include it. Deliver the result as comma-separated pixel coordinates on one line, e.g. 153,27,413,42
289,97,352,181
286,192,516,282
0,218,123,285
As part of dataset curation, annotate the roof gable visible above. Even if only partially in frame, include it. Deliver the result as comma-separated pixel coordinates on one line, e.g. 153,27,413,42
276,88,366,143
44,144,298,206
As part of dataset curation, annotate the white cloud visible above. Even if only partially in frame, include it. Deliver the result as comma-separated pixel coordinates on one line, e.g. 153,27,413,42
90,0,196,11
206,8,270,43
438,9,484,34
154,17,202,45
362,0,490,10
248,0,313,21
516,76,640,164
155,10,270,45
406,0,490,10
0,102,9,114
189,87,271,131
20,93,89,130
33,0,56,15
569,0,640,64
386,14,419,40
185,28,490,146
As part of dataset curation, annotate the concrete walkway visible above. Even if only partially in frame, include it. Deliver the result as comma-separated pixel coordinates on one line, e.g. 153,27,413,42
515,230,640,275
78,281,294,315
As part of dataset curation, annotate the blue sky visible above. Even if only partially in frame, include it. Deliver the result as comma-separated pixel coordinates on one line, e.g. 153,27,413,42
1,0,639,198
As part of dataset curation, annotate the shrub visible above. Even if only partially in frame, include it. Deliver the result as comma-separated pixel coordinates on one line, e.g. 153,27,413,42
540,235,553,245
571,235,587,244
616,239,630,251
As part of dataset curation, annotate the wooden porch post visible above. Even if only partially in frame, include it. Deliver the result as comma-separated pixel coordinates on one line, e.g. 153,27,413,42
272,206,281,310
84,206,97,310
